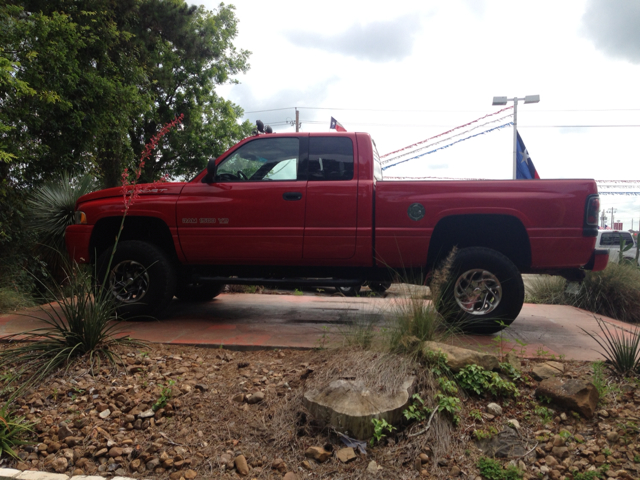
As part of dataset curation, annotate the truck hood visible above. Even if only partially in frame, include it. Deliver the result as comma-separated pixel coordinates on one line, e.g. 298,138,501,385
76,182,186,207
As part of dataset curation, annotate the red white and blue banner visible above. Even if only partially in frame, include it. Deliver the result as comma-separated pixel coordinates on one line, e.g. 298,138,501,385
330,117,347,132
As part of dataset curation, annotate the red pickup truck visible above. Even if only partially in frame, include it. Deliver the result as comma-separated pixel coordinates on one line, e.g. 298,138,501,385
66,130,608,333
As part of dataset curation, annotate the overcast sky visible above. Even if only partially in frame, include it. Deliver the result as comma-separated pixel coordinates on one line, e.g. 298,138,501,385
195,0,640,229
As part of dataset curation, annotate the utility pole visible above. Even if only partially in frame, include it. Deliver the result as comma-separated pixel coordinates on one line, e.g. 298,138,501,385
295,108,299,133
608,207,617,229
600,209,607,228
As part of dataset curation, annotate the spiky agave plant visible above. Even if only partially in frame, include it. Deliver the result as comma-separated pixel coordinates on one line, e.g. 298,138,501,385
581,317,640,376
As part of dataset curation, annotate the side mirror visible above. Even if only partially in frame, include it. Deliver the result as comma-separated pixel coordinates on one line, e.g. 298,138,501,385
205,158,217,183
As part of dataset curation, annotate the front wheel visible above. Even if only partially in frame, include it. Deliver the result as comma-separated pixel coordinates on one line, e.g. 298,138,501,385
97,240,176,319
438,247,524,334
336,284,362,297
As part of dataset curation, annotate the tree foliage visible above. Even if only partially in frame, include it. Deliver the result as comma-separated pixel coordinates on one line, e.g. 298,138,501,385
0,0,252,288
0,0,252,190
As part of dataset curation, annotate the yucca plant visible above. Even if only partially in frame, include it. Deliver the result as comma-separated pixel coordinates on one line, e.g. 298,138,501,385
0,403,34,458
581,317,640,375
27,172,97,284
0,262,145,398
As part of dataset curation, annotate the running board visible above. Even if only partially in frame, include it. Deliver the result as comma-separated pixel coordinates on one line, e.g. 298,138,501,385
194,276,364,287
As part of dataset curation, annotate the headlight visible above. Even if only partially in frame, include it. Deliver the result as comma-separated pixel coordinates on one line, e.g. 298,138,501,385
74,211,87,225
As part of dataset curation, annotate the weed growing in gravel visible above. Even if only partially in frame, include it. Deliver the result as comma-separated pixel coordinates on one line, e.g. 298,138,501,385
591,360,609,399
0,403,33,458
370,418,395,446
455,364,519,398
582,318,640,376
534,405,554,424
477,456,523,480
152,380,176,411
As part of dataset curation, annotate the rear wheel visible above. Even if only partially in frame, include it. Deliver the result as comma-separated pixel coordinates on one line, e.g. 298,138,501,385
175,282,224,302
97,241,176,319
438,247,524,334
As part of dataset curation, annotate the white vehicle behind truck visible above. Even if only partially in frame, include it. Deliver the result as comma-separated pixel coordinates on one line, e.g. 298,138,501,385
596,230,639,266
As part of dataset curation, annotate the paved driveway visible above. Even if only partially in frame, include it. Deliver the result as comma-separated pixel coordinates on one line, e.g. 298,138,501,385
1,292,636,361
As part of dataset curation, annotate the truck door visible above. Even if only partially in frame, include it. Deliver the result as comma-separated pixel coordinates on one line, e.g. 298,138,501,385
303,135,358,259
177,136,306,264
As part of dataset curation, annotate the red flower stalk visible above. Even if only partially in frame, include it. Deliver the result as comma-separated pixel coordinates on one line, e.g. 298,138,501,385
121,114,184,212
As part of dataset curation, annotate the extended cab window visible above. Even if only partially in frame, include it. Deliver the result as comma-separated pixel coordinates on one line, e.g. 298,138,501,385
216,137,299,182
600,232,619,246
308,137,353,181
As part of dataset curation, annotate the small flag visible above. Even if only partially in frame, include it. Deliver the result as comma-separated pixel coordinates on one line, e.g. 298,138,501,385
330,117,347,132
516,131,540,179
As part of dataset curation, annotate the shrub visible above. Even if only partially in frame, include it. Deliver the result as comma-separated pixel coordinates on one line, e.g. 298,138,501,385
576,262,640,324
526,262,640,325
477,457,523,480
455,364,519,397
0,287,34,314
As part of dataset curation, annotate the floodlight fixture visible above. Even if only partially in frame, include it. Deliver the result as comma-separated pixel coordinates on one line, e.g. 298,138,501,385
492,96,508,106
524,95,540,104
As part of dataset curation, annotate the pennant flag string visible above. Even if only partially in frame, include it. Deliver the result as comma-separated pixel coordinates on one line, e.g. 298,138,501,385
381,114,513,166
382,122,514,171
380,106,514,159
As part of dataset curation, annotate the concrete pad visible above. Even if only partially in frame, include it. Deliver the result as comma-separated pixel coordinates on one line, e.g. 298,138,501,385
1,293,636,361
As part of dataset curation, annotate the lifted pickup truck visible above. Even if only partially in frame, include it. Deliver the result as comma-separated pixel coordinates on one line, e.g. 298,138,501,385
66,130,608,333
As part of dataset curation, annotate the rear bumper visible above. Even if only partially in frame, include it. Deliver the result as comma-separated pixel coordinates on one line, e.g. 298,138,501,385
583,249,609,272
65,225,94,264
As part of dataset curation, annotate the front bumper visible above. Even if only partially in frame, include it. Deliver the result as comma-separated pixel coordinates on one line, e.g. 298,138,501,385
583,249,609,272
65,225,94,264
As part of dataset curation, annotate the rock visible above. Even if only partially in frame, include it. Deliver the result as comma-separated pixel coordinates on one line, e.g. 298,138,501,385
367,460,380,474
301,460,314,470
305,446,332,463
303,377,415,440
419,453,429,464
606,431,619,443
475,427,529,458
272,457,286,472
551,446,568,458
545,455,558,467
246,391,264,404
487,403,503,415
536,378,599,418
235,454,249,475
58,424,74,441
505,350,521,370
283,473,298,480
507,419,521,430
423,341,499,372
532,361,565,381
450,465,461,476
232,393,245,403
99,408,111,419
139,408,155,418
65,436,82,447
109,447,123,458
336,447,357,463
184,469,197,479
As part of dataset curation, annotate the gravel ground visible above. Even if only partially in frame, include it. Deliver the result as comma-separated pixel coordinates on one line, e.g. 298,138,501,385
1,341,639,480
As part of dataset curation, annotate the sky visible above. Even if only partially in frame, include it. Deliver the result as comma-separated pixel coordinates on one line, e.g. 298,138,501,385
194,0,640,230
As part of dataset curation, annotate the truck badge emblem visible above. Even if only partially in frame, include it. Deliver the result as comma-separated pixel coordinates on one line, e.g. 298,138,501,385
407,203,425,221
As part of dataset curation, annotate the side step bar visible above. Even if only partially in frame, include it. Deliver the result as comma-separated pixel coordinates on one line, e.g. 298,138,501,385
194,276,364,287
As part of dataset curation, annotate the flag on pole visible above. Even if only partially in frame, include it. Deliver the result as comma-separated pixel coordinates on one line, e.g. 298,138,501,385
516,131,540,179
330,117,347,132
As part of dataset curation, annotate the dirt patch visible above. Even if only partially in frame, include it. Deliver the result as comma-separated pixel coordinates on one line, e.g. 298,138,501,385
1,344,640,480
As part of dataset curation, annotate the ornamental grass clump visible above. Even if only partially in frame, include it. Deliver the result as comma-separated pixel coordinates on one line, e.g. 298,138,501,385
581,317,640,375
0,262,144,398
0,403,33,458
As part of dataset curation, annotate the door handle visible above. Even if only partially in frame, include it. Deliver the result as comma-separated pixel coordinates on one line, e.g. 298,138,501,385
283,192,302,201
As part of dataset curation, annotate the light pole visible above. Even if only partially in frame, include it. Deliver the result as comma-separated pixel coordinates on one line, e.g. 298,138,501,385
492,95,540,179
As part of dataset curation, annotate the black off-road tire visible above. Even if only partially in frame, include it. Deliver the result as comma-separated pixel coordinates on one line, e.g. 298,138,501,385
175,282,224,302
438,247,524,334
368,281,391,293
336,285,362,297
97,240,176,319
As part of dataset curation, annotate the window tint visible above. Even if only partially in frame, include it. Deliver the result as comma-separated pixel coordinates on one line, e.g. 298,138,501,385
600,232,619,246
216,138,299,182
308,137,354,181
621,233,634,245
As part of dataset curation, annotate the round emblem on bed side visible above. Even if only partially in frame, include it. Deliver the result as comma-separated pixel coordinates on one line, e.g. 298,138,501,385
407,203,425,221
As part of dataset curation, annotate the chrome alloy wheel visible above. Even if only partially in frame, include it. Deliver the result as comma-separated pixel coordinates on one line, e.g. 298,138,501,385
453,269,502,315
108,260,149,303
